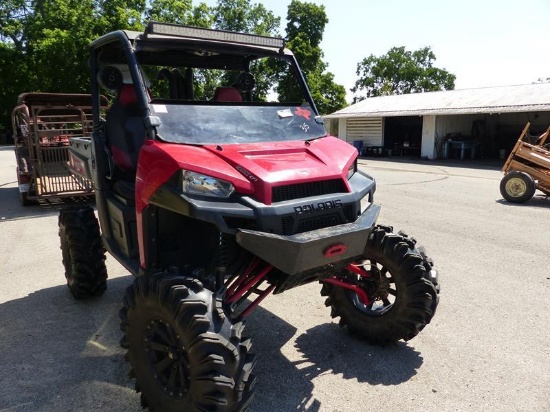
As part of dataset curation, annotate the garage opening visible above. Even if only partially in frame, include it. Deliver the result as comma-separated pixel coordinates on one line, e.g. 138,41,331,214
384,116,423,157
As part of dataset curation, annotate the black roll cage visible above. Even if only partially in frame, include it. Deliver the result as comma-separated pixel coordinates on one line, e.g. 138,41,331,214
88,23,319,139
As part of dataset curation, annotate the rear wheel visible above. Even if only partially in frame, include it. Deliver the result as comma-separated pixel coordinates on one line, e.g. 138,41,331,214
120,272,256,412
19,191,36,206
17,170,36,206
500,171,536,203
322,226,439,345
58,207,107,298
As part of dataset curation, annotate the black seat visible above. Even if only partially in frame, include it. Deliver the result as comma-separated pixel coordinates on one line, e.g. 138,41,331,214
105,84,147,202
106,85,146,172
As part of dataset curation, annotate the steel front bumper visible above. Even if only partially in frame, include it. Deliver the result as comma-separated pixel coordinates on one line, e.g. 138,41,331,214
236,203,380,275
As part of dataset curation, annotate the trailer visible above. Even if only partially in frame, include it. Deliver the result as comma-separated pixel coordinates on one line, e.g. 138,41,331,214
500,122,550,203
11,93,108,205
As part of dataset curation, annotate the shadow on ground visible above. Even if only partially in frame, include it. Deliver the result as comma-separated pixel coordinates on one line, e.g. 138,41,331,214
495,194,550,208
0,185,94,222
0,276,424,412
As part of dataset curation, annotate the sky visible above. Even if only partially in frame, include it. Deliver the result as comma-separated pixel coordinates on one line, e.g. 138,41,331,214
201,0,550,101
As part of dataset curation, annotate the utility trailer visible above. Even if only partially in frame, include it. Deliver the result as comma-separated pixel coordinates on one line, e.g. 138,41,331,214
500,122,550,203
11,93,107,205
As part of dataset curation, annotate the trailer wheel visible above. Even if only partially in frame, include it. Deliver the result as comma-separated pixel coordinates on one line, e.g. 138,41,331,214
19,191,36,206
120,273,256,412
500,171,536,203
322,226,439,345
58,207,107,298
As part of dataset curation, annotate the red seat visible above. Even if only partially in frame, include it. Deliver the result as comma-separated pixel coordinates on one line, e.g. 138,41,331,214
213,87,242,102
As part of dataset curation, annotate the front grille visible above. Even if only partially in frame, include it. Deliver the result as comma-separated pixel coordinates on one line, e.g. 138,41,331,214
343,205,356,222
272,179,347,203
281,216,294,235
296,213,344,234
277,204,357,235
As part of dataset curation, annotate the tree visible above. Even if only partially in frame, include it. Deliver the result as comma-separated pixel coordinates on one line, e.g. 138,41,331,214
206,0,281,101
352,46,456,101
212,0,279,35
0,0,346,132
277,0,346,114
145,0,210,26
0,0,146,132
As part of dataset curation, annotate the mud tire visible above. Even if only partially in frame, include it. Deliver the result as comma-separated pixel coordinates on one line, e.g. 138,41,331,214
500,171,536,203
120,272,256,412
322,225,439,345
58,206,107,299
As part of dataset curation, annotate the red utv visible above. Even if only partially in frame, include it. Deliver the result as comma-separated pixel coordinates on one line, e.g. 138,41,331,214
60,22,440,411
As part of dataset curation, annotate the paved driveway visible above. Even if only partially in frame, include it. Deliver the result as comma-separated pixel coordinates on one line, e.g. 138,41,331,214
0,145,548,412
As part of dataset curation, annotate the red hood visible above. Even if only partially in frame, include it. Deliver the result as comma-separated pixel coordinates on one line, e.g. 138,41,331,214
137,135,357,208
204,135,356,204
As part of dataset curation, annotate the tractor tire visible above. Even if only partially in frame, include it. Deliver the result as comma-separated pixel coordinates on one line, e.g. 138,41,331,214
500,171,536,203
58,207,108,299
322,225,439,345
120,272,256,412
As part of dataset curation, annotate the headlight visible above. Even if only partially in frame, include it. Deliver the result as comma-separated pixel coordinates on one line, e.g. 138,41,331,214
182,170,235,198
346,159,357,180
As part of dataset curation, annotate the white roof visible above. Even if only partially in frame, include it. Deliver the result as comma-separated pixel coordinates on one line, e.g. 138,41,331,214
325,83,550,118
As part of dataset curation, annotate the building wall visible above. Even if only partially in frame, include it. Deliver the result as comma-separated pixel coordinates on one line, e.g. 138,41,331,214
329,110,550,159
421,115,437,159
336,117,384,147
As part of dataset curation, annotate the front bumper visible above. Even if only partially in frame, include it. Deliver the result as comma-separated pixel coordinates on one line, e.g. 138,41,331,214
236,203,380,275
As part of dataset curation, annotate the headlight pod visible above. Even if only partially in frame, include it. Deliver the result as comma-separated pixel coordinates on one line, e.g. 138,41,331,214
346,159,357,180
181,170,235,198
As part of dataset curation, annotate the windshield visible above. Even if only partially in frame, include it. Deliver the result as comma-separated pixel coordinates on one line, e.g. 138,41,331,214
95,36,328,144
150,103,326,144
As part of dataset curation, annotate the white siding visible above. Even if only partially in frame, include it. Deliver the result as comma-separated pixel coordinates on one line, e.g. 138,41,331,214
421,115,436,159
344,117,383,146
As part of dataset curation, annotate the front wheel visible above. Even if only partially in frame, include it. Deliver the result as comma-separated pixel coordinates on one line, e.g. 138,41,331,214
500,171,536,203
322,225,439,345
120,272,256,412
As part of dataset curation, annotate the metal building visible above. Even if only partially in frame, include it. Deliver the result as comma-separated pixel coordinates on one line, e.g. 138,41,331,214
324,83,550,160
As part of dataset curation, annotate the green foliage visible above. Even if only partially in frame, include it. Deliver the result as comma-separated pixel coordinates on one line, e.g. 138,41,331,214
206,0,281,101
352,46,456,101
309,71,347,115
212,0,280,35
278,0,346,115
285,0,327,49
0,0,346,133
146,0,195,25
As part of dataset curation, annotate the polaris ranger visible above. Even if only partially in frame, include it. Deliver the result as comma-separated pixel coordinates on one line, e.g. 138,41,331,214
60,22,440,411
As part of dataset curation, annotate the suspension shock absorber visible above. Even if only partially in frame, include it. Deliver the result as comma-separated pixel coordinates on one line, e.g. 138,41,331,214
321,262,374,305
224,256,276,320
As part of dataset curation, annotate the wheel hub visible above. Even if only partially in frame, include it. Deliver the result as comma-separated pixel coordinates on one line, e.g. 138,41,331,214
372,271,391,301
505,178,527,197
168,349,180,361
349,262,395,315
145,319,190,397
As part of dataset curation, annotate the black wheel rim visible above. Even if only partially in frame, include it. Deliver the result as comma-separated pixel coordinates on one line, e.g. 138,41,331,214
349,261,396,316
144,319,190,397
